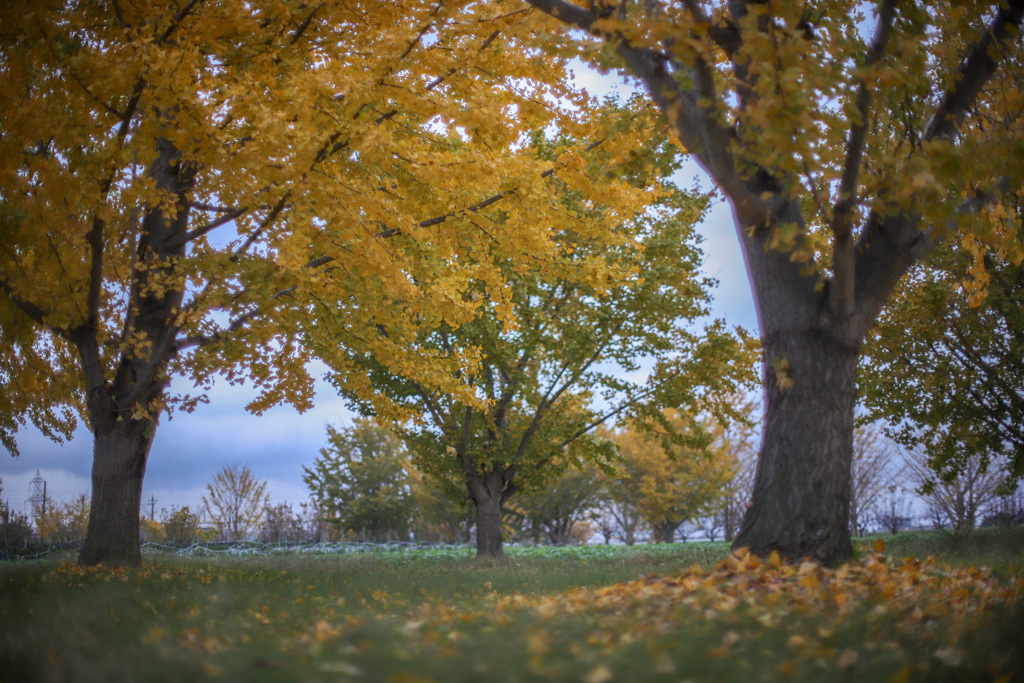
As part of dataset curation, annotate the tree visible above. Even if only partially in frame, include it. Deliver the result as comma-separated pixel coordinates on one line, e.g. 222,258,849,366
597,459,648,546
160,506,201,548
33,493,90,547
861,238,1024,486
705,394,760,543
511,462,604,545
327,130,755,556
609,412,734,544
874,485,912,535
526,0,1024,562
850,424,903,537
0,1,639,566
983,482,1024,527
259,501,304,544
905,450,1003,532
202,462,270,542
0,478,33,551
408,466,474,544
298,499,340,545
304,419,414,542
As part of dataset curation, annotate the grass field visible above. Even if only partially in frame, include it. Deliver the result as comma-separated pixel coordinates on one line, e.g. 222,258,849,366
2,530,1023,682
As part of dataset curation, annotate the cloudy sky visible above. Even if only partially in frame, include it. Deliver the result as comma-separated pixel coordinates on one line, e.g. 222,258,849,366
0,67,759,519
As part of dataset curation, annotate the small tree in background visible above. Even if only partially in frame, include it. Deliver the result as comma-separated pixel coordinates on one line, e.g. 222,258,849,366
597,451,648,546
298,499,339,544
33,494,90,547
202,462,270,542
983,483,1024,527
1,478,34,551
304,419,414,542
875,486,912,535
511,462,603,545
906,451,1004,532
259,502,304,544
610,412,734,544
139,517,164,544
704,395,759,543
851,424,904,537
408,467,473,545
160,506,201,548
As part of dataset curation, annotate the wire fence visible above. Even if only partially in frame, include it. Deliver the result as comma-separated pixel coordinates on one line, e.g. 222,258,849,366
1,540,476,562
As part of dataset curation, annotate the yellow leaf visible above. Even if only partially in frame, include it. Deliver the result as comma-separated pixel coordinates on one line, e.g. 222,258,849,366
837,649,858,668
583,665,614,683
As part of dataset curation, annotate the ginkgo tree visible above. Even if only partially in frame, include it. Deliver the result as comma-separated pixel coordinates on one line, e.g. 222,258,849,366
527,0,1024,562
0,1,653,565
323,128,757,556
609,410,735,543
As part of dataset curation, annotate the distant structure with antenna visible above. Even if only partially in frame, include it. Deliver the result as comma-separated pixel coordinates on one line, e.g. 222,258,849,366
28,470,47,515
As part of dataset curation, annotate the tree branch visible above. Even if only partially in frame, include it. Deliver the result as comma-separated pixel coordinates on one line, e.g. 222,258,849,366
830,0,896,318
169,207,248,248
925,0,1024,142
0,279,56,332
289,4,321,46
83,214,105,330
156,0,202,46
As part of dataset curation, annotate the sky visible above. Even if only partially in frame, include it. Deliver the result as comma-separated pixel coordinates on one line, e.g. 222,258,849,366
0,66,760,520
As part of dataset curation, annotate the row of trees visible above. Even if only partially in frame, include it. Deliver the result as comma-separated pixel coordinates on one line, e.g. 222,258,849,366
2,1,1021,565
302,414,1020,547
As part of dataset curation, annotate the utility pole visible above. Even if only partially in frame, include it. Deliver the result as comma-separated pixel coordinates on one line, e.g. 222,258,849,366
148,495,157,521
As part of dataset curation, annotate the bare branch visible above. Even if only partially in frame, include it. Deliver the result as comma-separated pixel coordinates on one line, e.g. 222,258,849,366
230,194,289,262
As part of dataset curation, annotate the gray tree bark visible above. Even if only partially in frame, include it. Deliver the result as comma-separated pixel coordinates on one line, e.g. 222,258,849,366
469,468,506,557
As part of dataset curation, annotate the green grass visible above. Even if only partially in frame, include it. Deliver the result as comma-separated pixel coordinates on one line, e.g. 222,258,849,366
2,531,1022,682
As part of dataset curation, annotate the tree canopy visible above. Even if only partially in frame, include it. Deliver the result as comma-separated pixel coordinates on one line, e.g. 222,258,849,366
0,0,659,564
304,418,414,542
202,462,270,542
861,238,1024,489
324,128,756,555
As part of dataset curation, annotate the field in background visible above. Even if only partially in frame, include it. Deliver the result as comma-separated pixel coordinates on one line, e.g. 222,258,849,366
2,529,1023,682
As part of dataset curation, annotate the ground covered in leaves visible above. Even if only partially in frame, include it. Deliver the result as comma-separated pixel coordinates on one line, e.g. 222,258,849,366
2,532,1023,682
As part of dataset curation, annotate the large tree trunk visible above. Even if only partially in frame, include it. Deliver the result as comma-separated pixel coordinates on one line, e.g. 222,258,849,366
473,489,504,557
78,418,157,566
651,520,680,543
76,135,194,566
734,328,858,565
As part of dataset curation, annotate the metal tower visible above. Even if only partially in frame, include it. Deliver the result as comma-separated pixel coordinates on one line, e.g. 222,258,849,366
28,470,46,515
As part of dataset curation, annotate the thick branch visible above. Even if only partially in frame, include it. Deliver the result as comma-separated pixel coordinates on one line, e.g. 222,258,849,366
830,0,896,318
925,0,1024,142
84,214,105,330
0,280,55,331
